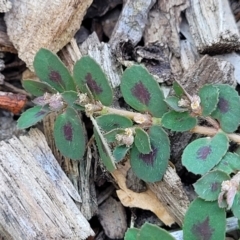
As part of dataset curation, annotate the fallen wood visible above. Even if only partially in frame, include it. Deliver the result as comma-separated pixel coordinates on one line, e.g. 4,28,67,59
0,128,94,239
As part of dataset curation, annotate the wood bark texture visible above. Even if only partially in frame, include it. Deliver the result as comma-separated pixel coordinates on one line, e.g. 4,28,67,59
4,0,93,70
0,128,94,239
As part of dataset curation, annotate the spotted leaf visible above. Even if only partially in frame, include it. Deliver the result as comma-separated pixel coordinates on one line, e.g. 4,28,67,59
23,80,56,97
54,107,85,160
161,111,197,132
120,65,168,117
183,198,226,240
130,125,170,182
33,48,76,92
17,106,50,129
73,56,113,106
194,170,230,201
182,132,229,175
211,84,240,133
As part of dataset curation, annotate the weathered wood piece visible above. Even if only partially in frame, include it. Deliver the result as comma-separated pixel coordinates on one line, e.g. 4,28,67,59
148,165,190,226
186,0,240,54
4,0,93,70
0,0,11,12
0,128,94,239
109,0,156,49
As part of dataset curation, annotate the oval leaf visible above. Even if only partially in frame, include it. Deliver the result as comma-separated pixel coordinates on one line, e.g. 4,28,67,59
138,223,175,240
182,132,229,175
194,170,230,201
161,111,197,132
199,84,219,116
165,96,188,112
23,80,56,96
214,152,240,175
96,114,132,132
183,198,226,240
130,125,170,182
231,191,240,219
61,91,84,111
33,48,76,92
134,127,152,154
124,228,139,240
73,56,113,106
120,65,168,117
173,81,185,98
113,145,130,162
104,128,126,143
54,108,85,160
211,84,240,133
17,106,50,129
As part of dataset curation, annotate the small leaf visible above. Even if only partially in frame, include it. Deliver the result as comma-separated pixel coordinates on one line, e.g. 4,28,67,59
54,108,85,160
73,56,113,106
17,106,50,129
232,192,240,220
120,65,168,117
161,111,197,132
199,84,219,116
211,84,240,133
104,128,126,143
61,91,84,111
96,114,133,132
173,81,185,98
23,80,56,96
134,127,152,154
124,228,139,240
33,48,76,92
138,223,175,240
183,198,226,240
165,96,188,112
130,125,170,182
214,152,240,174
113,145,130,162
182,132,229,175
194,170,230,201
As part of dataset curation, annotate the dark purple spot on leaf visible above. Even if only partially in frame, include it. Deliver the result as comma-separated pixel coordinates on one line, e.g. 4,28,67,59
49,69,63,84
139,147,157,166
85,73,102,94
197,146,212,160
211,182,219,192
131,81,150,105
35,110,47,118
63,122,73,141
218,97,229,113
191,217,214,240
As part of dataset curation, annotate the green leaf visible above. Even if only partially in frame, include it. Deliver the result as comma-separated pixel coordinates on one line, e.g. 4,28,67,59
61,91,84,111
17,106,50,129
104,128,126,143
183,198,226,240
113,145,130,162
194,170,230,201
199,84,219,116
33,48,76,92
173,81,185,98
164,96,188,112
138,223,175,240
120,65,168,117
23,80,56,96
211,84,240,133
53,108,85,160
161,111,197,132
182,132,229,175
73,56,113,106
134,127,152,154
124,228,139,240
96,114,132,132
232,192,240,220
214,152,240,174
130,125,170,182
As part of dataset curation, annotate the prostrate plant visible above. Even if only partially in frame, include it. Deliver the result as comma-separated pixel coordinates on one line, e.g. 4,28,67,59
18,48,240,240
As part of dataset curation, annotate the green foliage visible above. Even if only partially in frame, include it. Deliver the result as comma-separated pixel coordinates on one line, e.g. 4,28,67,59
161,111,197,132
173,81,185,98
124,228,139,240
231,192,240,219
183,198,226,240
120,65,168,117
130,125,170,182
23,80,56,96
164,96,188,112
73,56,113,106
54,107,86,160
134,128,152,154
61,91,84,111
182,132,229,175
194,170,230,201
113,145,130,162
